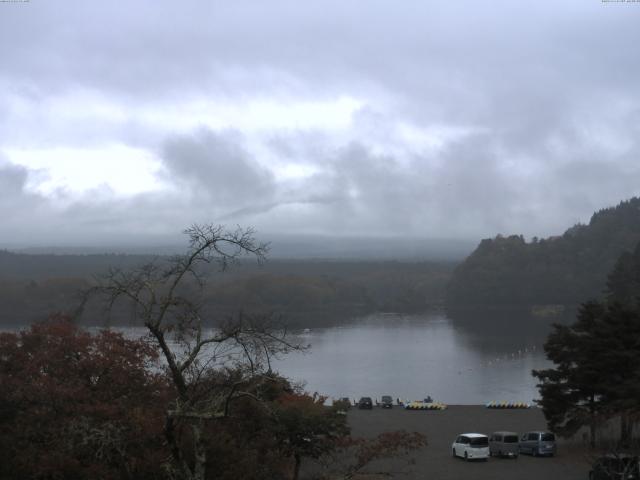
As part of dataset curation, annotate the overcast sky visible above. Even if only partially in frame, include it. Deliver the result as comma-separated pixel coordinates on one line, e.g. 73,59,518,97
1,0,639,248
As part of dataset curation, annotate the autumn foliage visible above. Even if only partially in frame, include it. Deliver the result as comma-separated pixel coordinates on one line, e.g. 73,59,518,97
0,315,169,479
0,316,428,479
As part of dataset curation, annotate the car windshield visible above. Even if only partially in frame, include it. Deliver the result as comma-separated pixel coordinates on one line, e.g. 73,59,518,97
470,437,488,447
541,433,555,442
503,435,518,443
381,396,392,402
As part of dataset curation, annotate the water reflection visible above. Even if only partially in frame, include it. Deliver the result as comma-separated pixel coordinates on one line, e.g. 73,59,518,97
273,312,557,404
5,310,563,405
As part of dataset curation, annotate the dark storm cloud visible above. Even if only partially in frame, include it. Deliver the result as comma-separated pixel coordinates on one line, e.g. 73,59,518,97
0,159,53,242
0,1,639,246
161,129,275,207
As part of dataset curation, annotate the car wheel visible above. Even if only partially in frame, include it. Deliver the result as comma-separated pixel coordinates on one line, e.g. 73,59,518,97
498,450,502,457
464,452,468,461
452,448,457,458
533,448,539,457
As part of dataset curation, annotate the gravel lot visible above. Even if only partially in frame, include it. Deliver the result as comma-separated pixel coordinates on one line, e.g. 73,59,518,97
345,405,590,480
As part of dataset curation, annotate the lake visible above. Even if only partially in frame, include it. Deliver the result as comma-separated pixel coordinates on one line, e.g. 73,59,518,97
272,311,553,405
4,310,555,405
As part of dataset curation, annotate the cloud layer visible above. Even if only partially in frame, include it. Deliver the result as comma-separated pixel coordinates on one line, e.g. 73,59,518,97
1,0,639,247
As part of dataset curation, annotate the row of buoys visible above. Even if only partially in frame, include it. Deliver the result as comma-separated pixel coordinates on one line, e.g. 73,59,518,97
405,401,447,410
455,345,540,375
486,401,531,409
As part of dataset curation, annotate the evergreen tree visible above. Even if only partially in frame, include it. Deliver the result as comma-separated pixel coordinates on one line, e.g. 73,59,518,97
533,302,608,447
534,244,640,447
606,242,640,307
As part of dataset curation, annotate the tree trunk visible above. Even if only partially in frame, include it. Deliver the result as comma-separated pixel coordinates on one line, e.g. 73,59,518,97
292,454,301,480
165,415,194,480
192,421,207,480
589,395,597,449
620,412,632,448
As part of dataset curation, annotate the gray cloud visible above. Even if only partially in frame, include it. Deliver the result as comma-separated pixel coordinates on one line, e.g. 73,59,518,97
0,1,639,248
0,162,29,199
0,159,54,243
161,129,275,208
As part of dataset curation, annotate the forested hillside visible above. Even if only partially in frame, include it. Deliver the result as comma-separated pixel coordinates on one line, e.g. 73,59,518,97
446,198,640,308
0,253,453,327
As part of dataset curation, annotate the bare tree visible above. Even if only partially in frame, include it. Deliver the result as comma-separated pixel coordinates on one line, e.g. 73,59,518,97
83,224,304,480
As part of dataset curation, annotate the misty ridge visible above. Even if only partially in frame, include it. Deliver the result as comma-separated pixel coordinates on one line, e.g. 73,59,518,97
447,197,640,309
2,197,640,328
0,250,454,328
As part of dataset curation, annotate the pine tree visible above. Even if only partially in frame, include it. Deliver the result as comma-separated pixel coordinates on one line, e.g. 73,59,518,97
606,242,640,307
534,263,640,447
533,302,608,447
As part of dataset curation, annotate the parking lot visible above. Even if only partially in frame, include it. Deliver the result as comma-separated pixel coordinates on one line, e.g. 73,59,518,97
346,405,590,479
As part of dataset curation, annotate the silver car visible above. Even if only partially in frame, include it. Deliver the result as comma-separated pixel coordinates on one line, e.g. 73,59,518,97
489,431,519,458
519,431,556,457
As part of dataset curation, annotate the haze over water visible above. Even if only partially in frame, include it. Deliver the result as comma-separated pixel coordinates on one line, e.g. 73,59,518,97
53,311,554,405
274,312,551,405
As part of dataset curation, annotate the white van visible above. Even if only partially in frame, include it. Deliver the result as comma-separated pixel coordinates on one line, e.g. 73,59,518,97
452,433,490,461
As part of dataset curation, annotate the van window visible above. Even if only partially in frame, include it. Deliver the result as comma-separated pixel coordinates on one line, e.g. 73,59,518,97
504,435,518,443
527,433,538,441
541,433,555,442
470,437,488,447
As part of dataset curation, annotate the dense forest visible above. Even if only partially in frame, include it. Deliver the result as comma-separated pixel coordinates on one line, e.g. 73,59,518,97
0,252,453,327
5,197,640,326
446,197,640,308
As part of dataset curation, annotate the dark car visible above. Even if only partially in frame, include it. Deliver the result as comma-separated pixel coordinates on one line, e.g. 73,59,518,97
358,397,373,409
589,454,640,480
381,395,393,409
519,431,556,457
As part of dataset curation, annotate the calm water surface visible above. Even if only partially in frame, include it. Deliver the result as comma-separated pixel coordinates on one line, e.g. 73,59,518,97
272,312,551,405
7,311,553,405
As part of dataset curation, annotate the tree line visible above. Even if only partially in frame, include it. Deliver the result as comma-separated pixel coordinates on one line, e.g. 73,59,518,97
446,197,640,308
0,253,453,328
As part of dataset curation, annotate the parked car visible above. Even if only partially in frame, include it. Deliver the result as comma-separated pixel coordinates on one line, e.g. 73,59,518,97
519,431,556,457
357,397,373,409
380,395,393,408
589,454,640,480
452,433,490,461
489,431,519,458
